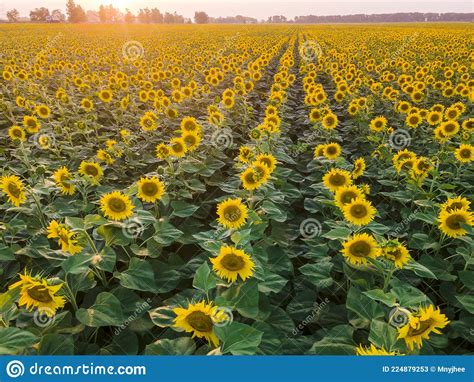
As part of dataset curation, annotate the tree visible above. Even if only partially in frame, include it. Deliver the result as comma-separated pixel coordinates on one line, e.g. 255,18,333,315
194,11,209,24
73,5,87,22
65,0,76,21
150,8,163,23
51,9,66,22
124,9,135,23
164,12,174,23
30,8,50,22
99,5,107,23
6,9,20,22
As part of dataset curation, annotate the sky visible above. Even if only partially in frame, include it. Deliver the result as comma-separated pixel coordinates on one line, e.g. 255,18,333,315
0,0,472,20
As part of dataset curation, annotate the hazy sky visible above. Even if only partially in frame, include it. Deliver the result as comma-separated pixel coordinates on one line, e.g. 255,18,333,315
0,0,472,20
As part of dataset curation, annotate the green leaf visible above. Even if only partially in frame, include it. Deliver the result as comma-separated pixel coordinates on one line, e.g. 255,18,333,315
299,261,334,288
215,322,263,355
323,227,352,240
404,261,437,279
363,289,398,307
61,253,92,274
153,221,183,246
117,258,158,292
76,292,125,327
368,320,400,352
455,295,474,314
144,338,196,355
261,200,287,222
0,245,15,261
192,262,217,294
459,271,474,290
38,334,74,355
171,201,200,217
0,328,38,354
346,287,384,323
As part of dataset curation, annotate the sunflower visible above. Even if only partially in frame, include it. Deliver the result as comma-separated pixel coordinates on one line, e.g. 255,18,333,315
444,106,460,121
334,185,364,209
80,98,94,111
137,176,165,203
97,149,115,164
441,196,471,213
238,146,254,163
35,104,51,119
454,144,473,163
180,116,200,133
78,161,103,184
369,116,387,132
55,227,83,255
0,175,27,207
321,113,338,130
438,208,473,238
397,305,449,351
323,142,341,160
341,233,380,265
100,191,135,221
9,272,66,316
173,301,225,347
462,118,473,132
155,143,171,159
309,108,323,122
210,245,255,282
355,344,398,356
98,89,113,102
255,154,277,173
406,113,422,128
139,113,158,132
342,197,376,226
8,125,26,142
392,149,416,167
53,167,76,195
352,157,366,179
23,115,40,133
396,158,416,174
440,121,460,137
240,162,270,191
426,111,442,126
216,198,248,229
182,131,201,152
322,168,352,193
413,157,433,175
382,241,411,269
169,137,187,158
314,144,326,158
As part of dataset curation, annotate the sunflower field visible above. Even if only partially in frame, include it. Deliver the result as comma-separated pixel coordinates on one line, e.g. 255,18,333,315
0,23,473,356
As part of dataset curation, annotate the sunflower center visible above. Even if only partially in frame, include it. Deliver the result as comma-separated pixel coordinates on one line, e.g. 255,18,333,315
85,165,98,176
186,311,213,332
172,142,183,152
444,123,455,133
221,253,245,271
7,182,21,197
350,204,368,218
445,214,466,230
460,149,471,158
329,174,346,186
341,191,357,204
326,146,337,155
142,182,158,196
349,241,371,257
27,285,53,303
223,205,241,222
408,318,434,337
108,197,126,213
13,129,23,137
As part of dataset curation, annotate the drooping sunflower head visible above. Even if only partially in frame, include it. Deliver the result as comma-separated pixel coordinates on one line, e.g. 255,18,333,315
78,161,103,184
342,197,376,226
173,301,224,347
9,271,66,316
323,142,341,160
255,154,277,173
355,344,398,356
441,196,471,214
53,167,76,195
438,208,473,238
334,185,364,209
382,240,411,269
136,176,165,203
322,168,352,193
169,137,187,158
210,245,255,283
397,305,449,351
454,144,474,163
100,191,135,221
352,157,366,179
216,198,248,230
238,146,254,163
341,232,381,266
0,175,27,207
